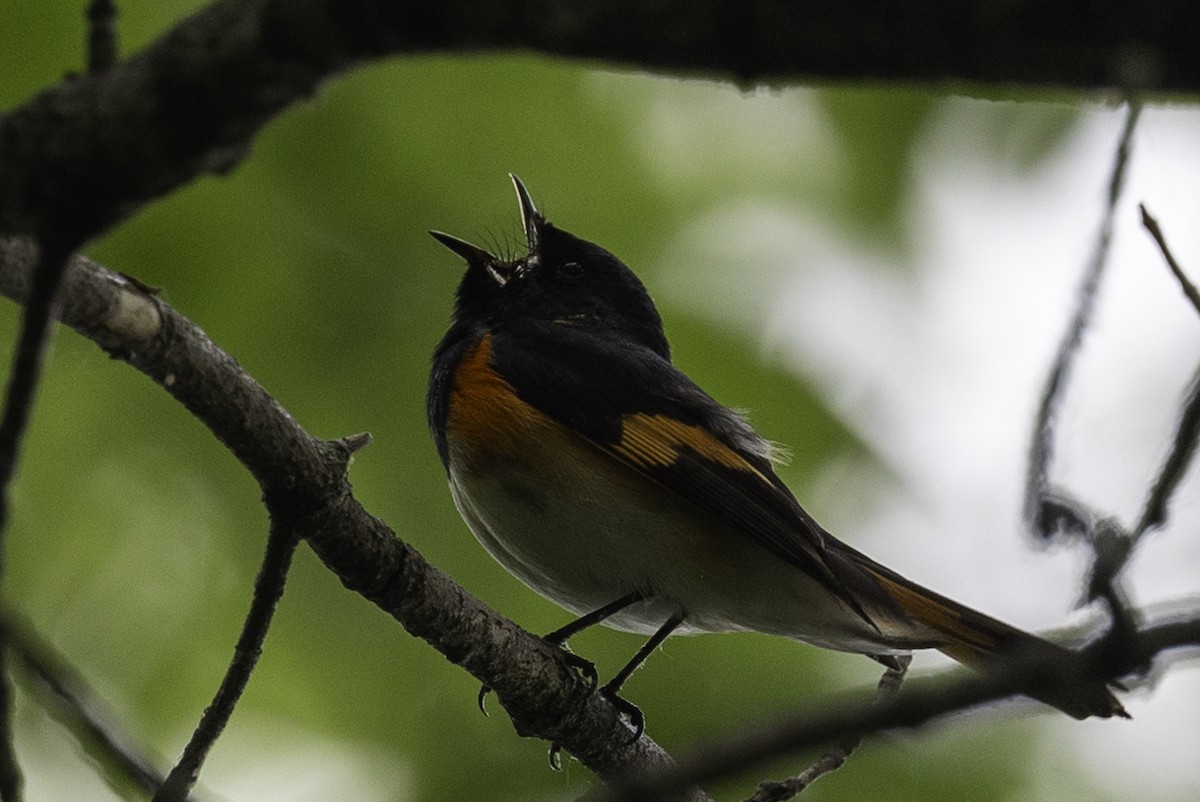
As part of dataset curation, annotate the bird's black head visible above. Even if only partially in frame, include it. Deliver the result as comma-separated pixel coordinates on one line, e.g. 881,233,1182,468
431,175,670,360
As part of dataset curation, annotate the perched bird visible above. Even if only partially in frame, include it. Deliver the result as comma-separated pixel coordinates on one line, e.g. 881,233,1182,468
427,175,1125,739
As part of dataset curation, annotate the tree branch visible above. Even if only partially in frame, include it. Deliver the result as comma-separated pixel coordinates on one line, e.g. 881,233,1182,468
4,2,1200,245
602,614,1200,802
0,237,709,801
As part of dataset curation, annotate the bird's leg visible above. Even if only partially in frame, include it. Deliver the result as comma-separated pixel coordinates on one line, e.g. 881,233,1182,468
601,613,685,741
870,652,911,698
545,591,647,647
548,610,683,770
476,592,644,714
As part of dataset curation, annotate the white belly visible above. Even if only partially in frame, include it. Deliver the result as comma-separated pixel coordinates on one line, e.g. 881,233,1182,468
446,422,887,653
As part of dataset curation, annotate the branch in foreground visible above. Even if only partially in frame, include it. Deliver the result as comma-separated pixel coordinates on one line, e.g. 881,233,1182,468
4,1,1200,246
0,237,78,802
605,615,1200,802
0,237,708,801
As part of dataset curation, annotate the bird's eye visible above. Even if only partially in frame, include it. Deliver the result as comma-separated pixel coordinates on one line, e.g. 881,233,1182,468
557,261,584,279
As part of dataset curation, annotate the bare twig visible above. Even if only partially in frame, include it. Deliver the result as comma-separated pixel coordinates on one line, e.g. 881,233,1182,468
0,659,15,802
86,0,119,75
0,242,72,531
1135,365,1200,538
745,656,911,802
154,523,301,802
1140,203,1200,317
0,238,78,802
1133,207,1200,539
1025,100,1142,543
1067,206,1200,619
0,607,163,796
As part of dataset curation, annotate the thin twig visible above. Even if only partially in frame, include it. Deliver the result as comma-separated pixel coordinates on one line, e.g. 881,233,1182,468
0,657,14,802
154,523,300,802
1078,207,1200,612
1133,206,1200,539
0,240,75,802
745,656,910,802
86,0,119,75
1135,364,1200,538
0,607,163,796
0,242,72,532
1140,203,1200,317
1025,100,1142,542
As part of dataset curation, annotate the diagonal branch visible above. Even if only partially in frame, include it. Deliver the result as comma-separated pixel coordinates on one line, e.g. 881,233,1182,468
0,606,164,797
1140,203,1200,317
0,236,710,802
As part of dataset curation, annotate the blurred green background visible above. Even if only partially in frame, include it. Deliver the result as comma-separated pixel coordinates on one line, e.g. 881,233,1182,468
3,3,1199,802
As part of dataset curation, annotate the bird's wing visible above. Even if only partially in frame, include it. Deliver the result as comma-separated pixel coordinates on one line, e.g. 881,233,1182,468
489,325,888,624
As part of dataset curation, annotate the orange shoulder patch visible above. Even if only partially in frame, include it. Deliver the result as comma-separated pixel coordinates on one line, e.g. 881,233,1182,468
447,334,550,460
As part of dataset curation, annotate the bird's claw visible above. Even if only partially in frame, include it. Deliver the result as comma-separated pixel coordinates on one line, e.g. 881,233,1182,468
477,683,492,716
560,649,598,691
601,685,645,744
545,686,643,770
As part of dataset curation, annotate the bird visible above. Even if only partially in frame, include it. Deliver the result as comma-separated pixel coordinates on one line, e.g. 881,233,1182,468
426,174,1126,743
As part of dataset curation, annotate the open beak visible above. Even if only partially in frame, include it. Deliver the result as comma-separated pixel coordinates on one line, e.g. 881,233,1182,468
429,230,495,266
429,230,513,286
510,173,541,254
430,174,543,286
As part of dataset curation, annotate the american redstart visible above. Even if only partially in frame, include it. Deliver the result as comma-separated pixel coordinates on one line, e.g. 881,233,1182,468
427,175,1126,738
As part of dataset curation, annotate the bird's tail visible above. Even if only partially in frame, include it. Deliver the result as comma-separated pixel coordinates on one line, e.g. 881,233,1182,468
832,546,1128,720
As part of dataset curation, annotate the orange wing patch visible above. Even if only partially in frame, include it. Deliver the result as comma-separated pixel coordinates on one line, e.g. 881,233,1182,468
865,567,996,658
614,413,770,479
448,334,551,463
